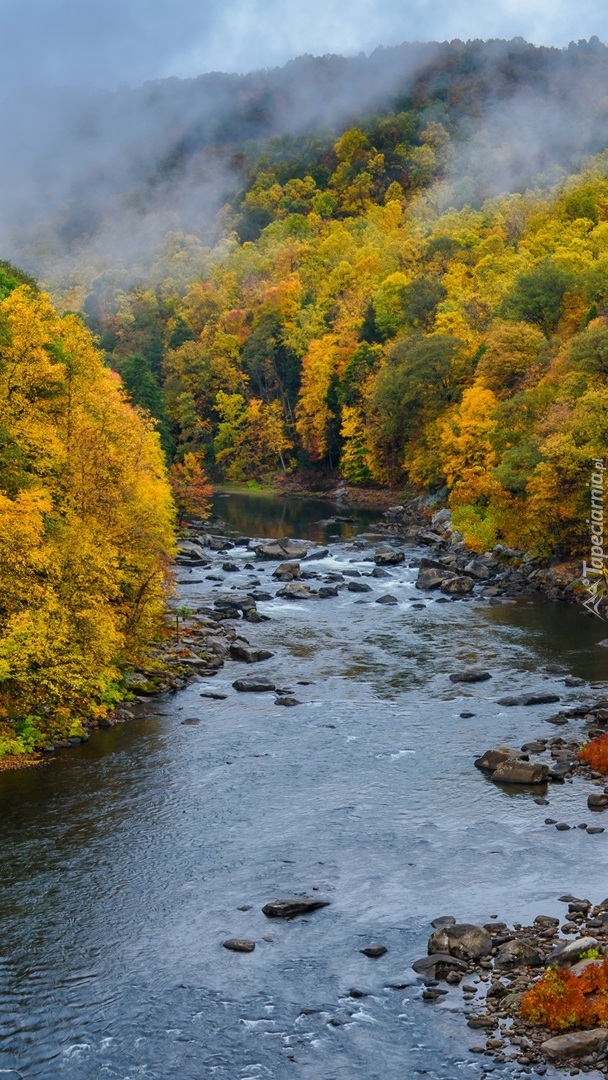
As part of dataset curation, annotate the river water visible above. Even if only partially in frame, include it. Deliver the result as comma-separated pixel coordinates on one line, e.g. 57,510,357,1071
1,493,607,1080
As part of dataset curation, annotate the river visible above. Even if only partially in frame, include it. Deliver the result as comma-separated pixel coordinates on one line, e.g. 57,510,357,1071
0,492,606,1080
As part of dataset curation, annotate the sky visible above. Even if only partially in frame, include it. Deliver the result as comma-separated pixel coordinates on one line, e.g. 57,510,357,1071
2,0,607,94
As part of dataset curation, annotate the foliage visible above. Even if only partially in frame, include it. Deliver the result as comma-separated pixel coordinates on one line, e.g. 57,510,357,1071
578,733,608,773
169,452,213,524
0,285,175,753
520,961,608,1031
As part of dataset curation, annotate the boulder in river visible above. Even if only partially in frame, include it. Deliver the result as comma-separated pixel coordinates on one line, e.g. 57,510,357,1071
492,760,549,784
276,581,316,600
360,945,388,958
254,539,309,561
347,581,372,593
375,594,398,605
228,644,274,664
449,670,492,683
497,692,561,706
441,576,474,595
222,938,256,953
427,923,492,960
272,561,301,581
475,746,527,771
262,898,331,919
374,548,405,566
416,569,450,590
232,678,276,693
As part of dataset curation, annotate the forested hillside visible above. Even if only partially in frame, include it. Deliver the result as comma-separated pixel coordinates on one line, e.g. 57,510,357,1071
86,135,608,560
0,266,174,756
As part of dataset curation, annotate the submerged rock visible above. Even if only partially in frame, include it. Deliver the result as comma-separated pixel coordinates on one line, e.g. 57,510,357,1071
497,692,561,706
450,670,492,683
262,898,331,919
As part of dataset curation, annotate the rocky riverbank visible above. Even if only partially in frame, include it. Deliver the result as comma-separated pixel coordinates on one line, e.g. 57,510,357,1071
413,898,608,1075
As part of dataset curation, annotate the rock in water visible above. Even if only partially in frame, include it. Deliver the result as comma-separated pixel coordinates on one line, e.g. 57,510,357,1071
232,679,276,692
229,644,274,663
262,898,331,919
254,539,309,560
492,760,549,784
222,938,255,953
497,692,561,706
374,548,405,566
360,945,387,958
449,670,492,683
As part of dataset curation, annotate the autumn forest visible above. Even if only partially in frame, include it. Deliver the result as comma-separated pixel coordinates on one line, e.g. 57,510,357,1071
3,36,608,754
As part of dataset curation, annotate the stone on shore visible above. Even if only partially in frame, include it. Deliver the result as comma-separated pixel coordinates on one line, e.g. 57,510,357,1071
546,936,600,967
541,1029,608,1061
412,953,468,975
441,576,475,595
427,923,492,960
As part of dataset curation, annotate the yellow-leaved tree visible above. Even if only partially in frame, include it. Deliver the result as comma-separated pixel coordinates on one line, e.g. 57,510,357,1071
0,283,175,755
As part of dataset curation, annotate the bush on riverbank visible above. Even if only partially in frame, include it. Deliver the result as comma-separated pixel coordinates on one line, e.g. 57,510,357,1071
520,961,608,1031
579,734,608,773
0,278,175,756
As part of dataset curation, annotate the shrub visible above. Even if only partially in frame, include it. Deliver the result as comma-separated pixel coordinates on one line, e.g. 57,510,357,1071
578,733,608,773
520,961,608,1031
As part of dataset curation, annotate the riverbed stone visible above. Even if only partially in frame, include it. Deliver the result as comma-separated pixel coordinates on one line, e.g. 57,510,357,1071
427,923,493,960
228,644,274,663
541,1029,608,1060
272,561,302,581
222,938,256,953
374,548,405,566
494,938,544,968
254,539,309,560
450,670,492,683
276,581,316,600
588,792,608,809
347,581,372,593
375,594,398,605
496,692,561,706
492,760,549,784
416,569,450,590
360,945,388,958
475,746,527,771
262,898,331,919
232,678,277,692
412,953,468,975
441,576,475,595
547,936,600,967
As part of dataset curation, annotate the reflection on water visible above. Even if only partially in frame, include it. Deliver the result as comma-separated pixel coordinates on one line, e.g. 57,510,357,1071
211,490,381,542
0,492,606,1080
